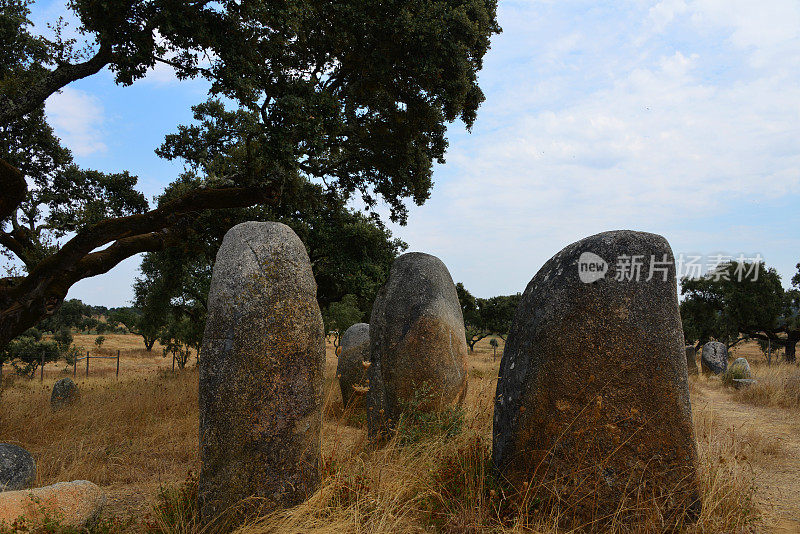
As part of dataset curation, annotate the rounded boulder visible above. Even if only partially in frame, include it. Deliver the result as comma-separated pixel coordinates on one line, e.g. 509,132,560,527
701,341,728,375
51,377,78,409
0,444,36,492
0,480,104,527
728,357,751,378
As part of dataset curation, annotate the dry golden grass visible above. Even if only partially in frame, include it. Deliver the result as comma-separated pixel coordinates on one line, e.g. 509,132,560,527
0,336,785,532
732,363,800,409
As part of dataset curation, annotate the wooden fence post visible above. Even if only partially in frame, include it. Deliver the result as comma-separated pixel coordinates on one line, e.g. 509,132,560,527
116,350,120,378
40,351,44,382
86,350,89,378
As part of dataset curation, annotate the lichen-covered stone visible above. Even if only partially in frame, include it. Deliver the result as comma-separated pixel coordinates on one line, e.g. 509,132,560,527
367,252,468,437
729,357,751,378
199,222,324,523
0,480,104,528
0,444,35,492
686,345,698,375
337,323,370,407
701,341,728,375
493,230,700,530
51,377,78,409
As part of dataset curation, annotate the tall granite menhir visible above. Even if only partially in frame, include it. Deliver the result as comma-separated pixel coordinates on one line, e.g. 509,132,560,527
493,230,700,530
367,252,468,437
199,222,324,523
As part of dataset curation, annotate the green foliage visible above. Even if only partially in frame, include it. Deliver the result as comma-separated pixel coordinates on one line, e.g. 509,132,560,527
158,316,195,370
0,327,61,377
456,282,519,350
133,180,405,353
680,261,797,360
52,327,72,351
109,306,161,351
323,294,364,337
94,335,105,348
37,299,93,333
1,0,499,351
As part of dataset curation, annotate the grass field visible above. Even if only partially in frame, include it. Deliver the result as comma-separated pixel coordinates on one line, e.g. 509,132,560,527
1,335,798,532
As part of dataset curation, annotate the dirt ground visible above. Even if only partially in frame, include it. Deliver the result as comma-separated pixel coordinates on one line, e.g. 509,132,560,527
693,380,800,532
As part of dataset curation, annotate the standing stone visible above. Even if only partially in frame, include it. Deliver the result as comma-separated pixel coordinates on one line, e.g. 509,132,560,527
685,345,698,375
367,252,468,437
493,230,700,529
701,341,728,375
51,377,78,409
337,323,370,407
199,222,324,523
0,444,36,492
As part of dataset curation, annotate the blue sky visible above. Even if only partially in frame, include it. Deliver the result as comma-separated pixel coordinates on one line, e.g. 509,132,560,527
30,0,800,306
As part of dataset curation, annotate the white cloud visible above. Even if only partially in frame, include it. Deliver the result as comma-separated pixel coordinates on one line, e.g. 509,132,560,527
384,1,800,296
45,87,107,156
650,0,688,32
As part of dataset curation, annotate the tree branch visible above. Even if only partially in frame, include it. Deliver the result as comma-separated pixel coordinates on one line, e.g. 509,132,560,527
0,181,280,349
0,42,112,126
20,183,280,289
0,159,26,222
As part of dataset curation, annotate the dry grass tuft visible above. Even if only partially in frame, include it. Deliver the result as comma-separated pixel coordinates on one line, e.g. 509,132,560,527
732,363,800,409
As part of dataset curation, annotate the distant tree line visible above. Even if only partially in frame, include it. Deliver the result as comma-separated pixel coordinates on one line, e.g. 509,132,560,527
680,260,800,363
456,283,521,352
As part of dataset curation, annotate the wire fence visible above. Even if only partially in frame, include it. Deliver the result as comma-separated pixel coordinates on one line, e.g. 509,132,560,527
71,350,121,379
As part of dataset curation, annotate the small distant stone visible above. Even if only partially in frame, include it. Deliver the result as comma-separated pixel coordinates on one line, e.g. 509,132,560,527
701,341,728,375
337,323,370,407
732,378,757,390
0,444,36,492
0,480,105,528
51,377,78,409
685,345,698,375
729,357,751,378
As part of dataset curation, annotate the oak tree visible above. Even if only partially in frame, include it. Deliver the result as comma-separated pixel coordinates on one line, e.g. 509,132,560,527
0,0,500,350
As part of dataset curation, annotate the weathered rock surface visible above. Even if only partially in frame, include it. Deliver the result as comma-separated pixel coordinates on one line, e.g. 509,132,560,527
701,341,728,375
686,345,698,375
0,480,104,528
732,378,757,389
493,230,700,529
51,377,78,409
0,444,35,492
729,357,751,378
199,222,324,523
367,252,468,437
337,323,370,407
